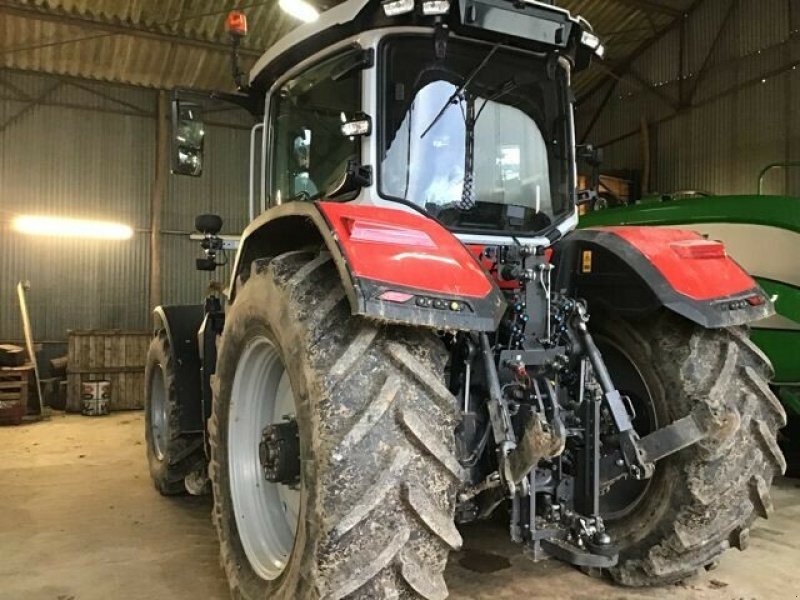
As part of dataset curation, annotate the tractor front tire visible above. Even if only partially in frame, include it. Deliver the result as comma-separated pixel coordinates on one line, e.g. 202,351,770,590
144,333,204,495
594,312,787,586
209,251,462,600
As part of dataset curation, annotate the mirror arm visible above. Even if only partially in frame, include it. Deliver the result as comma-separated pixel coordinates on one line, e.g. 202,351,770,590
230,36,247,92
172,87,262,119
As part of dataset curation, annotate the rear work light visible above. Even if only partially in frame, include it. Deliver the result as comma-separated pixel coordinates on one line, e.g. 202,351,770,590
670,239,727,259
382,0,415,16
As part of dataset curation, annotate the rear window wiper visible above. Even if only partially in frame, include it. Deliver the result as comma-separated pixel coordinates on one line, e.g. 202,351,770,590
419,42,503,139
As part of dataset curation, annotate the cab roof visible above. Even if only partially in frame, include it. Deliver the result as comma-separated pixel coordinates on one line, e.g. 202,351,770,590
248,0,592,92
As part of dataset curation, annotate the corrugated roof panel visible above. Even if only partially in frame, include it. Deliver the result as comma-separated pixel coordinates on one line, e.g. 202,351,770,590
1,0,695,91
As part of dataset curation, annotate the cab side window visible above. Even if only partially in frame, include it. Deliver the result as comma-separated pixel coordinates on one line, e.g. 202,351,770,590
270,49,362,204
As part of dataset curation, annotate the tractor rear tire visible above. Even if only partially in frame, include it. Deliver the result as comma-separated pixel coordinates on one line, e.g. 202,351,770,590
144,333,204,495
209,250,462,600
593,311,787,586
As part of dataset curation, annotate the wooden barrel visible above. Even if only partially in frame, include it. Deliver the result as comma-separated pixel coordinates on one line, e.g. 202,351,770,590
66,330,149,412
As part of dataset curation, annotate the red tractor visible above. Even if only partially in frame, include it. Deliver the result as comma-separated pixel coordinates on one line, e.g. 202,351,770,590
144,1,786,598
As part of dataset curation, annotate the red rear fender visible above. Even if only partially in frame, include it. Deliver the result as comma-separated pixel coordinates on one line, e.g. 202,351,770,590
230,201,506,331
552,227,773,328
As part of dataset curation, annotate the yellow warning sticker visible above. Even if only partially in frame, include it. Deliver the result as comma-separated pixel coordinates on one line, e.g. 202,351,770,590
581,250,593,273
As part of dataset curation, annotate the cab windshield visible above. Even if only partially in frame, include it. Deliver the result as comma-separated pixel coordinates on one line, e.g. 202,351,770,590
380,36,574,235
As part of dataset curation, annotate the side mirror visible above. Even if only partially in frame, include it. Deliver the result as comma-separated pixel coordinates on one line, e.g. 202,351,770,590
171,99,205,176
324,159,372,201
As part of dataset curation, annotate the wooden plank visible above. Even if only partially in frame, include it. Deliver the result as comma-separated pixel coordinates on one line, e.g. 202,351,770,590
127,334,144,409
120,336,128,410
103,334,113,412
66,366,145,375
67,334,75,374
90,334,101,373
16,282,44,415
66,373,81,412
0,381,27,390
80,334,91,373
0,365,34,372
70,329,149,336
104,335,113,375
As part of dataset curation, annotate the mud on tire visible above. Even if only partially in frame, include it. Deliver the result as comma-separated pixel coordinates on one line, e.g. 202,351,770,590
144,333,205,495
209,250,463,600
594,311,787,586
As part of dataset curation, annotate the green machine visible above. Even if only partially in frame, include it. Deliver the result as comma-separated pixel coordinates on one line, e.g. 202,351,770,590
580,191,800,416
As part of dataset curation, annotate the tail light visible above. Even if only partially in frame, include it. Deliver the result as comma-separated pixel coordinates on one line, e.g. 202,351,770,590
670,239,726,259
343,218,437,248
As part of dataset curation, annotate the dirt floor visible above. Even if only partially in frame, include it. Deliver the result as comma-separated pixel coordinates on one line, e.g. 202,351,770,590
1,412,799,600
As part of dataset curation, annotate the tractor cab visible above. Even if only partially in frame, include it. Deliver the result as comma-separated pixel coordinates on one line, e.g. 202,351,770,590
174,0,605,247
249,0,603,246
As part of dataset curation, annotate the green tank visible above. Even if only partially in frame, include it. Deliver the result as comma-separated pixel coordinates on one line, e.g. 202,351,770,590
580,194,800,414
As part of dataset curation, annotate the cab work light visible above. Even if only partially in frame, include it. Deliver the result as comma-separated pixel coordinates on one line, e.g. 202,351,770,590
12,215,134,240
422,0,450,15
340,113,372,137
581,31,606,59
382,0,415,16
279,0,319,23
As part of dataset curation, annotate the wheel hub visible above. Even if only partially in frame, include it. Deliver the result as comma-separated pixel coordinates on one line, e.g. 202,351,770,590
149,364,168,461
259,420,300,485
228,335,301,581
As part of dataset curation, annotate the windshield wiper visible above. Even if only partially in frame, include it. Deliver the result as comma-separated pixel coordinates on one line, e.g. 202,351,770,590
419,42,503,139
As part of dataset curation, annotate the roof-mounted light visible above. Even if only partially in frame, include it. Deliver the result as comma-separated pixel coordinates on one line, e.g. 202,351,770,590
225,10,248,37
581,31,606,59
382,0,415,17
422,0,450,15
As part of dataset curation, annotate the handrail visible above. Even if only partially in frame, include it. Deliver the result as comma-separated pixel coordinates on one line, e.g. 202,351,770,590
758,161,800,195
248,122,265,221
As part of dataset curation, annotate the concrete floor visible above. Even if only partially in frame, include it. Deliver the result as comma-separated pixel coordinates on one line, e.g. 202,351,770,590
2,413,799,600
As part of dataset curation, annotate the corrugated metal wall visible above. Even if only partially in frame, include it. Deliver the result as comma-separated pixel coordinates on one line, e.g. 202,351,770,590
577,0,800,197
0,69,251,342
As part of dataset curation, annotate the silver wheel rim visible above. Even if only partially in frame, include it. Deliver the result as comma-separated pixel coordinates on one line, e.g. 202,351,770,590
149,364,168,461
228,335,300,581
